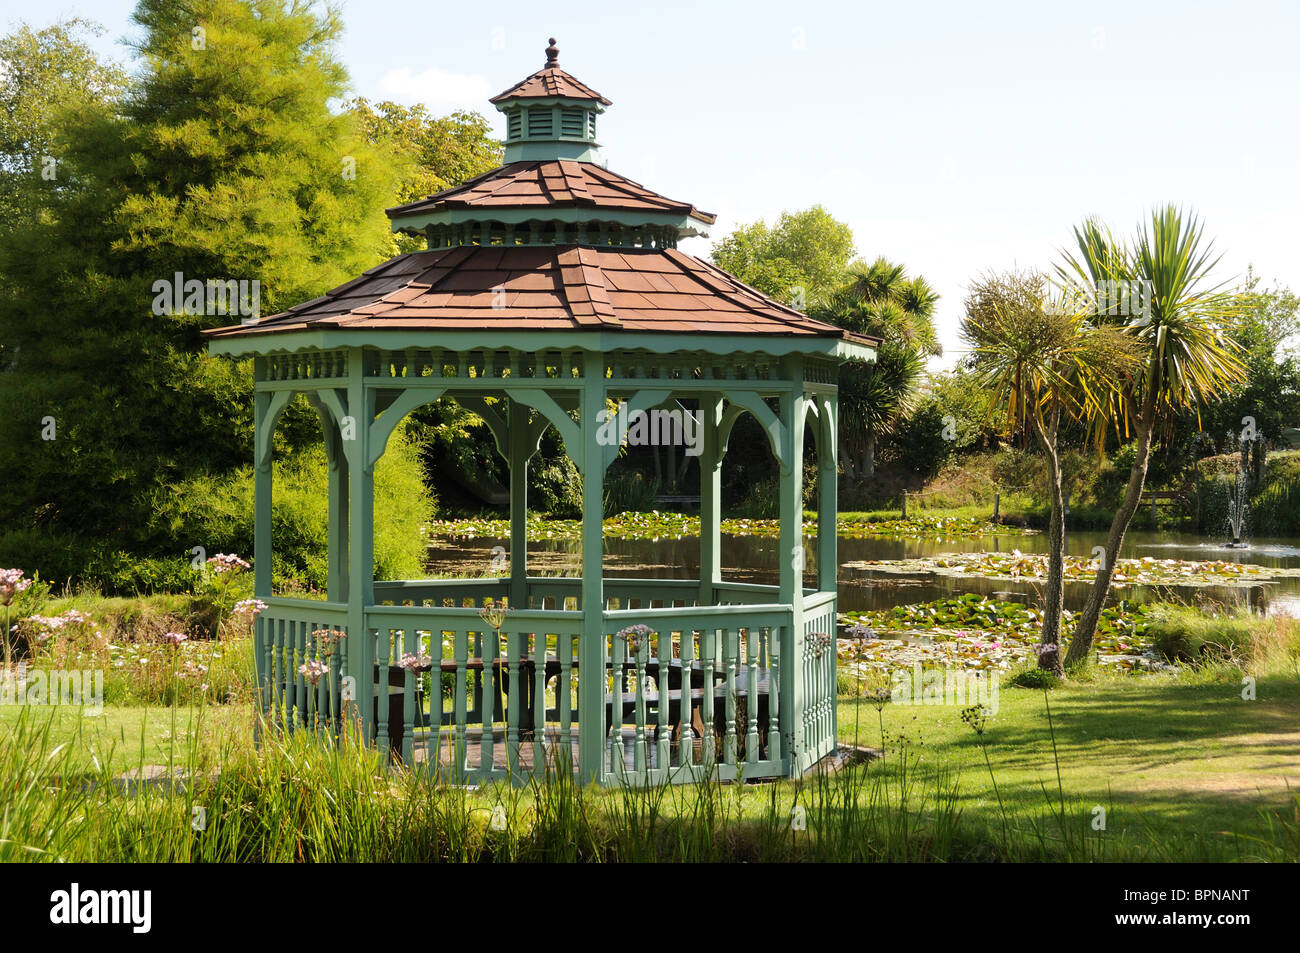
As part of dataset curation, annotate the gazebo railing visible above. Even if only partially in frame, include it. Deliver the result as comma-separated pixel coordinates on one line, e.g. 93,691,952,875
256,598,351,731
797,591,838,771
366,605,585,783
599,602,789,784
251,585,835,784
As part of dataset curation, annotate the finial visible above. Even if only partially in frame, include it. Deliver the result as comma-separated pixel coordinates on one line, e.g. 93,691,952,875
545,37,559,68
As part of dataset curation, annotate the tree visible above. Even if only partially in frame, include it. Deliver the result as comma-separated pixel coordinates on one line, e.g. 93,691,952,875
1191,272,1300,454
0,19,126,229
710,205,856,311
1061,206,1247,667
0,0,403,551
351,99,502,255
821,257,941,479
963,271,1136,674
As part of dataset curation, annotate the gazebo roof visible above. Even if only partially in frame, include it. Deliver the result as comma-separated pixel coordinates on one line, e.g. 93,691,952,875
204,39,877,360
489,38,611,105
387,160,715,229
204,244,876,344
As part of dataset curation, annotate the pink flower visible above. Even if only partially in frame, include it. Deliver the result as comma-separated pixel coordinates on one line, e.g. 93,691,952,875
232,598,268,620
398,652,432,672
207,554,251,575
299,659,328,685
0,569,32,607
161,632,187,646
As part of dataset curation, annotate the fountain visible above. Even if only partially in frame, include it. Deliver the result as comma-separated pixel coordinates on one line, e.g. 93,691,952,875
1223,426,1256,548
1224,466,1250,548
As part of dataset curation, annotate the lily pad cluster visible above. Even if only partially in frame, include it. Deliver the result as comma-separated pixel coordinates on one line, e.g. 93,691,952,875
423,512,1030,542
855,550,1282,587
838,594,1165,676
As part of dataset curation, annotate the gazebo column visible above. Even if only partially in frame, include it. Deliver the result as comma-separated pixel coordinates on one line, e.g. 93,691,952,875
252,388,273,601
508,400,529,608
817,394,838,595
778,361,808,774
344,349,377,744
578,353,607,783
698,394,724,605
328,441,349,602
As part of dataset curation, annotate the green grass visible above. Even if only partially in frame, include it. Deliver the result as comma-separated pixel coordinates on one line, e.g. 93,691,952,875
3,665,1296,862
838,667,1300,858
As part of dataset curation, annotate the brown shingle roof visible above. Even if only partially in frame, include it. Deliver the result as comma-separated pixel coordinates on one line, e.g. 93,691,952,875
490,66,611,105
387,161,715,225
203,245,877,347
489,39,611,105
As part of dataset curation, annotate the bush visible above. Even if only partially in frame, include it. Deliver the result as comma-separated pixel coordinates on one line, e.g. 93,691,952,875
1145,603,1260,663
149,426,433,591
1007,666,1062,690
0,425,436,595
603,470,660,516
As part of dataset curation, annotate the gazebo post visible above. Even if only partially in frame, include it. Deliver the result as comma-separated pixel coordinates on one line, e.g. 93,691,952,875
698,394,724,605
252,386,274,601
778,361,807,774
327,421,349,603
577,353,607,782
345,347,377,746
507,400,529,608
817,394,838,594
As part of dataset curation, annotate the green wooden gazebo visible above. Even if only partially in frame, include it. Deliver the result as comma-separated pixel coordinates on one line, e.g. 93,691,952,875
206,39,876,785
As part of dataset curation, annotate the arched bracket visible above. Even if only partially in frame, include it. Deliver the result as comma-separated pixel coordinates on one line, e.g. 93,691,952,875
454,393,509,458
256,391,292,469
815,394,835,457
721,392,787,470
600,390,684,470
306,390,349,467
368,387,447,468
511,388,581,458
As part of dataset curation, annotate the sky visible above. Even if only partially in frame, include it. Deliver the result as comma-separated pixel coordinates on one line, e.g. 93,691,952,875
4,0,1298,369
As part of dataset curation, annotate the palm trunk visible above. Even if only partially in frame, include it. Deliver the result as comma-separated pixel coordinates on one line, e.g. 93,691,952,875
863,433,876,479
1032,409,1066,677
1064,364,1162,667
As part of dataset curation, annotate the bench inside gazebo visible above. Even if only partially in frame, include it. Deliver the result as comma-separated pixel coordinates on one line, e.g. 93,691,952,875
204,39,876,786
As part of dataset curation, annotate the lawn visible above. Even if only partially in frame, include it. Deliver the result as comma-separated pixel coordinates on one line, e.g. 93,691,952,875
4,666,1296,861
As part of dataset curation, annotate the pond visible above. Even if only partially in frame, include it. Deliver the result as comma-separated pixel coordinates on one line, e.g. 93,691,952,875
425,528,1300,617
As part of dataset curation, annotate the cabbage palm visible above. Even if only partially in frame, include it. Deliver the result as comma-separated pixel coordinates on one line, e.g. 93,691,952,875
1061,206,1247,666
962,271,1137,674
825,257,939,479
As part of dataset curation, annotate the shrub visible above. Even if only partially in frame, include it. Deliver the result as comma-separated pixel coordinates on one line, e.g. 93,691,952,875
155,427,433,591
603,470,660,516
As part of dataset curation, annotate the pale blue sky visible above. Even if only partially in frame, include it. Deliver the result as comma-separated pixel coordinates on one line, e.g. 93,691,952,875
6,0,1298,366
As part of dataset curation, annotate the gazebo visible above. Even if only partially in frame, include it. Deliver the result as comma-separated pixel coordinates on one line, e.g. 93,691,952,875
205,39,876,785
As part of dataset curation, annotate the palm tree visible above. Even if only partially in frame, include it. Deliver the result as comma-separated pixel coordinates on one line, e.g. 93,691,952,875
1060,206,1247,667
823,257,940,480
962,271,1137,674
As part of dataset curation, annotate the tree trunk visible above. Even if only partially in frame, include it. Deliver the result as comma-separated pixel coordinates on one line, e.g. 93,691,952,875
1064,368,1162,667
863,433,876,479
1032,411,1066,677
